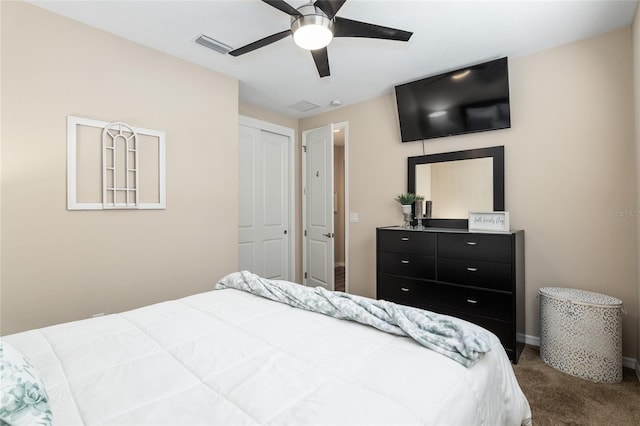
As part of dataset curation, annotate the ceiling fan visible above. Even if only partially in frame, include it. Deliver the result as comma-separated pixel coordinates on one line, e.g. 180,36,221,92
228,0,413,78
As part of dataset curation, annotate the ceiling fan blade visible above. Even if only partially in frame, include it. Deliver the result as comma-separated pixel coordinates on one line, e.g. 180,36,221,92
310,47,330,78
313,0,347,19
333,16,412,41
228,30,291,56
262,0,303,17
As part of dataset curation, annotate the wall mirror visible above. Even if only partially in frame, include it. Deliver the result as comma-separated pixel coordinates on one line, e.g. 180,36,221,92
408,146,504,228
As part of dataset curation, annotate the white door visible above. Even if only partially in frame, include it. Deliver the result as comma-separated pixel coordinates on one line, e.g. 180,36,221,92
238,119,293,280
303,124,334,290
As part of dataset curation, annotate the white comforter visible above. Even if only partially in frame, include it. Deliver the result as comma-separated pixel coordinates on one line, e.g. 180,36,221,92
4,288,531,425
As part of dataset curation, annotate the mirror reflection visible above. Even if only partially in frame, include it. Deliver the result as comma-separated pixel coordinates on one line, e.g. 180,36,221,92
407,146,504,227
415,158,493,219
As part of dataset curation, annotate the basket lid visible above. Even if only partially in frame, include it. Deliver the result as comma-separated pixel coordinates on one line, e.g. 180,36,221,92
539,287,623,307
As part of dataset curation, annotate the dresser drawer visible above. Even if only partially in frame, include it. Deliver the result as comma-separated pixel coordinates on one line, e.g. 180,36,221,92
378,230,435,256
437,257,511,291
377,275,429,307
438,233,511,263
439,310,513,351
423,282,512,322
378,278,513,349
378,252,435,279
470,316,513,350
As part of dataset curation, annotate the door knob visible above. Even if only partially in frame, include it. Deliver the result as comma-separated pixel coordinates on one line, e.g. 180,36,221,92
322,232,335,238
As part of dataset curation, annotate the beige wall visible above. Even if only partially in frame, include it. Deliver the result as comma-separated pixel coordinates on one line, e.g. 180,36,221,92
633,4,640,369
300,27,638,358
239,103,299,132
1,2,239,334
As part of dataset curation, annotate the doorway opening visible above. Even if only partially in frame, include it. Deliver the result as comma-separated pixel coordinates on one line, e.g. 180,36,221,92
333,125,346,292
301,121,348,293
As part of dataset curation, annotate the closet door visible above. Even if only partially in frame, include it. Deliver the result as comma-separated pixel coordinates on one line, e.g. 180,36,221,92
238,119,293,280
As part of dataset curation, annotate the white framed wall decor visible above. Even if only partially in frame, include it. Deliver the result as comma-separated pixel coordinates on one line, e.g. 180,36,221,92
468,211,510,232
67,116,166,210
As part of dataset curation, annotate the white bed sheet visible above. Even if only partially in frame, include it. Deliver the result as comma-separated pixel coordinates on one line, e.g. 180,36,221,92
4,288,531,425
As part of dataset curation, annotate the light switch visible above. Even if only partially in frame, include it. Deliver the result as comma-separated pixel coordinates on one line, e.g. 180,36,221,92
350,213,359,223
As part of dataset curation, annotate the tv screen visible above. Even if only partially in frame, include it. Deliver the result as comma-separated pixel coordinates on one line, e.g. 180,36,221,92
395,57,511,142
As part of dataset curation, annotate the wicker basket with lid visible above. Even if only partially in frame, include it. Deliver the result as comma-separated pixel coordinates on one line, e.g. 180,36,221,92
538,287,623,383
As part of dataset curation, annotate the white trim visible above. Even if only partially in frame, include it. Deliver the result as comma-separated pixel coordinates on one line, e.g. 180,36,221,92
523,333,638,370
622,356,637,371
523,334,540,347
238,115,296,282
67,116,166,210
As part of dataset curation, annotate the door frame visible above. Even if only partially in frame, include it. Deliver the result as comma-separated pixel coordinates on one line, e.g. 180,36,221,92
302,121,349,291
238,115,296,281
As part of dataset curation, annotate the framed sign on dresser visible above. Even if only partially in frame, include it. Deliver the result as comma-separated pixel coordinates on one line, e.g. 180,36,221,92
376,226,525,363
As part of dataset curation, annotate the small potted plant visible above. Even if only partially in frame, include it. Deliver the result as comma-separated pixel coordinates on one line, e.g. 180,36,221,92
394,193,416,228
394,193,416,214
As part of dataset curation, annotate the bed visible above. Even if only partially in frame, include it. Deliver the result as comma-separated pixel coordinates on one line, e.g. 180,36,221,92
1,272,531,426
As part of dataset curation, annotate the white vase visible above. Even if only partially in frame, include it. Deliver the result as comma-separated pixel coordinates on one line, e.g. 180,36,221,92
401,204,412,228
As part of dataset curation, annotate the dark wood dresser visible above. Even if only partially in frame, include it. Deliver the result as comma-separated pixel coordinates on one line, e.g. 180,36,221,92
376,226,525,363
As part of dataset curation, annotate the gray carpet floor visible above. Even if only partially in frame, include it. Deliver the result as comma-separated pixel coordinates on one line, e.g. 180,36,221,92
334,266,345,292
512,345,640,425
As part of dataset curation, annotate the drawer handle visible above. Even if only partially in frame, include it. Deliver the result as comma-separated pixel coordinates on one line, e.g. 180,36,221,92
466,241,477,246
466,299,478,304
400,287,410,292
401,260,410,264
466,267,478,272
401,237,410,241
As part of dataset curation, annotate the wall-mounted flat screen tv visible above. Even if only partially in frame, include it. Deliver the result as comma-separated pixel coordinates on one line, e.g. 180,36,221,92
395,57,511,142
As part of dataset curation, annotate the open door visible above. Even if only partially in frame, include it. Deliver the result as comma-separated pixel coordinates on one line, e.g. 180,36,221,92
302,124,334,290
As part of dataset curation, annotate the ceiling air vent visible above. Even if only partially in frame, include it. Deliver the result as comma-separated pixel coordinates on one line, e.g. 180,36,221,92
195,34,233,54
287,100,320,112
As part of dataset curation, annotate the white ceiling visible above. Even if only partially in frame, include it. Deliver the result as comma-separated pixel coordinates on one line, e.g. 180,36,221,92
29,0,638,118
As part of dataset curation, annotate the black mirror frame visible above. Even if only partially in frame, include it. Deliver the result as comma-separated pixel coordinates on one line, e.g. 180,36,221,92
407,146,505,229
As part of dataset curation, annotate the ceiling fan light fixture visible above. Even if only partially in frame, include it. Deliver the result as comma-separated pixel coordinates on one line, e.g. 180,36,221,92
229,0,413,78
292,14,334,50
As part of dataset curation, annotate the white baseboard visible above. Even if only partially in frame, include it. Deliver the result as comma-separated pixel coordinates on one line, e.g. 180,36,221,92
522,334,638,371
523,334,540,347
623,356,638,371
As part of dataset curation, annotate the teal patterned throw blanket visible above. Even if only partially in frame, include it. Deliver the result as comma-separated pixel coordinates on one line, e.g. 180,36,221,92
216,271,492,367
